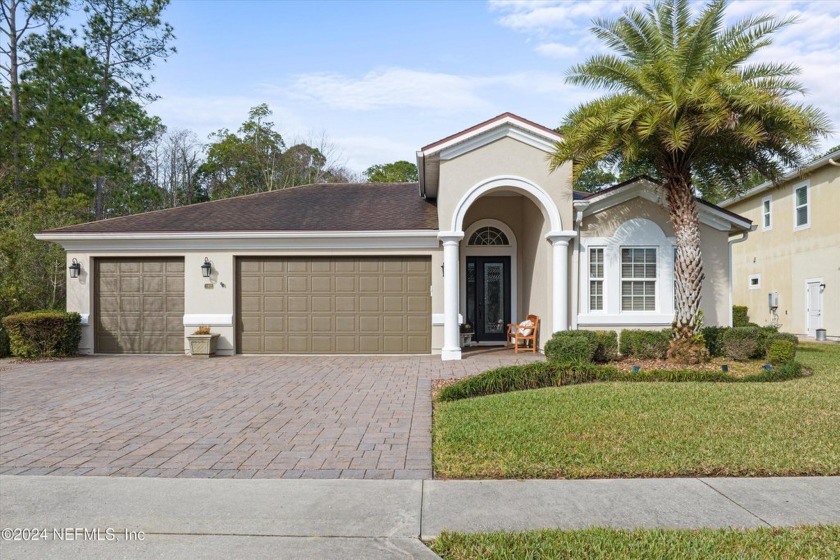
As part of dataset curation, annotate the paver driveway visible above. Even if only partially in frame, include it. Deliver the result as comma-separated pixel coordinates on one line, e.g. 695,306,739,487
0,350,541,480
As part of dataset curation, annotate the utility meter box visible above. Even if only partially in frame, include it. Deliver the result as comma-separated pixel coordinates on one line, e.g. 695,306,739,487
768,291,779,309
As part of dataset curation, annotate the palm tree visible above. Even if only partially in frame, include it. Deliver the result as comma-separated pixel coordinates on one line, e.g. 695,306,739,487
550,0,830,341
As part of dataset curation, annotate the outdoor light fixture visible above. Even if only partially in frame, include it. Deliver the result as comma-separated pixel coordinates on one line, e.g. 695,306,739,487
69,258,81,279
201,257,212,278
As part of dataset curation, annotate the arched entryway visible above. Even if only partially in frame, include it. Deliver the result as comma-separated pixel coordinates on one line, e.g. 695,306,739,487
438,175,576,360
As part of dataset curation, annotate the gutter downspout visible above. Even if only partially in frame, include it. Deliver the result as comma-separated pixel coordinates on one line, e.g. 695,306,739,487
571,201,590,329
728,225,756,326
416,151,426,198
829,158,840,167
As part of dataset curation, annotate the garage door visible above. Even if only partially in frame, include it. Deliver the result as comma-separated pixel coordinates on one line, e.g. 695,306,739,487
237,257,431,354
95,258,185,353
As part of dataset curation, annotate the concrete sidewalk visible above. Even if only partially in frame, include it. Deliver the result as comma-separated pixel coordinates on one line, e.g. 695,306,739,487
1,476,838,559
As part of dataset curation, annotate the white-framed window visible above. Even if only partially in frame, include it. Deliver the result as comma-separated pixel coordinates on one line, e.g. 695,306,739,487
794,183,809,230
589,247,604,311
762,195,772,230
621,247,657,311
749,274,761,290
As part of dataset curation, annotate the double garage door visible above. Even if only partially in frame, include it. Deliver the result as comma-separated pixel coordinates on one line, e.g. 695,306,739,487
94,256,431,354
237,257,431,354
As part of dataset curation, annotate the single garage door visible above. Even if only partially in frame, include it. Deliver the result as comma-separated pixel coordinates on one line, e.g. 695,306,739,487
237,257,431,354
95,258,185,353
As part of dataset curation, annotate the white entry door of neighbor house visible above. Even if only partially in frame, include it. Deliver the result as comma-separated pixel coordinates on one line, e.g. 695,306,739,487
806,281,823,337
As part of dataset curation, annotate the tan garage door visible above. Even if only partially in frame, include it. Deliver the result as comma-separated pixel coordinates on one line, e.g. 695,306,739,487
237,257,431,354
95,258,185,354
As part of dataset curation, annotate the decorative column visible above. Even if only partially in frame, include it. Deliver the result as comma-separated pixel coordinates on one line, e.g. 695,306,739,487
439,232,464,360
547,231,577,334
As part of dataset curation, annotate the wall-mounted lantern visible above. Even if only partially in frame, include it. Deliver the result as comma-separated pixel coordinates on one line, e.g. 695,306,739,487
201,257,212,278
69,258,81,279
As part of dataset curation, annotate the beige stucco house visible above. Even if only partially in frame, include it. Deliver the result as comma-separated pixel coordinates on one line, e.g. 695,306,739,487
721,149,840,339
37,113,751,359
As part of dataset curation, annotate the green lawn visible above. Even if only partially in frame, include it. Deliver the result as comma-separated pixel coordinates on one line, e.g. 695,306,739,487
429,526,840,560
433,342,840,479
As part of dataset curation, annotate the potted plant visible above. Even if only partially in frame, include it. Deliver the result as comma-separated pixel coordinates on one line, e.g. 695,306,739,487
187,325,220,358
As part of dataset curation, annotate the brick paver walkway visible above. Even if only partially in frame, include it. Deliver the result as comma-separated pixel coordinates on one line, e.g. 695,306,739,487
0,349,541,480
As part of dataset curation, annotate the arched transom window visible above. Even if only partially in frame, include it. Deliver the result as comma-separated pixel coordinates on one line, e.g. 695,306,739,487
468,226,509,246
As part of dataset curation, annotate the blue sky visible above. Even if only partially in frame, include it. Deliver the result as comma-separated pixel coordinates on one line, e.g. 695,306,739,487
146,0,840,173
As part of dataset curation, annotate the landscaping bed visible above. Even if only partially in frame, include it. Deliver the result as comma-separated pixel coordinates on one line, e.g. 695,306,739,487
432,342,839,479
428,526,840,560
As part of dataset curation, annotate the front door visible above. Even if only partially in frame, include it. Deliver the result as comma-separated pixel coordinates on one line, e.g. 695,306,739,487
807,281,823,336
466,256,511,342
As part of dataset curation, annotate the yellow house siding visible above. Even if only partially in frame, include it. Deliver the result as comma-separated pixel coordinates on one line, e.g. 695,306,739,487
727,164,840,336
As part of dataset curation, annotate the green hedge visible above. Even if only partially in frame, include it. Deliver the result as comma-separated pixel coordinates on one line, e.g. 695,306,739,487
619,329,671,359
720,326,799,361
700,326,727,357
544,330,619,364
593,330,619,362
1,311,82,358
544,331,598,363
768,340,797,365
436,360,804,401
732,306,750,327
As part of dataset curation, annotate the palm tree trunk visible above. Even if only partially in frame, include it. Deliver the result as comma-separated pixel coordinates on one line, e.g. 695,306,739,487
665,173,705,338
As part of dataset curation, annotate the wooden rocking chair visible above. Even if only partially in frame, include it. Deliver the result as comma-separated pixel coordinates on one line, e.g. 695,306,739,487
506,314,540,353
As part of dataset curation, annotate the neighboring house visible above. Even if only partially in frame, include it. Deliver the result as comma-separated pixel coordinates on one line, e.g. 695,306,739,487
37,113,750,359
720,150,840,339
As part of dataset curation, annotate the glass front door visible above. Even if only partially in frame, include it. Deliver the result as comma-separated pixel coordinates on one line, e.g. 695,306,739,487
466,256,511,342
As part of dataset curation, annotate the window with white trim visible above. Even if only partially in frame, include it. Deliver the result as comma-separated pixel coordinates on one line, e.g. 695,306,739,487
794,184,809,229
749,274,760,290
621,247,657,311
762,196,772,230
589,247,604,311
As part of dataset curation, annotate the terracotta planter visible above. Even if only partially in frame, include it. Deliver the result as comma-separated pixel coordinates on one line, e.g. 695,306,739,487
187,333,220,358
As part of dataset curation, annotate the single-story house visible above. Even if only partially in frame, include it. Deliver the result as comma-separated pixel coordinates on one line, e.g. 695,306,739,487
38,113,752,359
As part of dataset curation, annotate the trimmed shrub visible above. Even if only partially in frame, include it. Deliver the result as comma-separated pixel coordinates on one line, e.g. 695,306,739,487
769,331,799,348
1,311,81,358
544,330,599,363
593,330,619,363
768,340,797,365
721,326,766,361
700,326,728,357
619,329,671,359
732,306,750,327
0,327,9,358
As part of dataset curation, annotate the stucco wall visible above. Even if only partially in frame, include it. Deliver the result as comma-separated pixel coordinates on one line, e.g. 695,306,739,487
579,197,731,328
727,164,840,336
436,136,573,233
66,247,441,356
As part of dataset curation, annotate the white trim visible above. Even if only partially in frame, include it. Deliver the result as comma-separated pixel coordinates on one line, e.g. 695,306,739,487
748,274,761,290
793,181,811,232
451,175,563,232
761,195,772,231
183,314,233,327
587,246,606,313
619,246,659,313
578,314,674,326
461,219,518,337
37,230,440,252
419,115,562,157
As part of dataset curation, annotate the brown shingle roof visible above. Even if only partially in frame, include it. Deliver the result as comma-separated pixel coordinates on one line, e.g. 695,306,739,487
45,182,438,234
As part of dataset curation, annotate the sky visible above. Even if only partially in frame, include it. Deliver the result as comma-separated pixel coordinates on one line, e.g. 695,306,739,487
142,0,840,174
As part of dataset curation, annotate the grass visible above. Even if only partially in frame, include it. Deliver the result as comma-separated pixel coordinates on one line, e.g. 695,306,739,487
433,342,840,479
428,526,840,560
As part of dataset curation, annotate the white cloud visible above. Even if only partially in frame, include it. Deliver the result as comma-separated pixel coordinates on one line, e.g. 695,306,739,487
535,42,579,59
278,68,494,113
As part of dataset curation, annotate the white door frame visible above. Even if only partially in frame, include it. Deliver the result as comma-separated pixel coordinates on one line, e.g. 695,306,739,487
806,278,824,337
